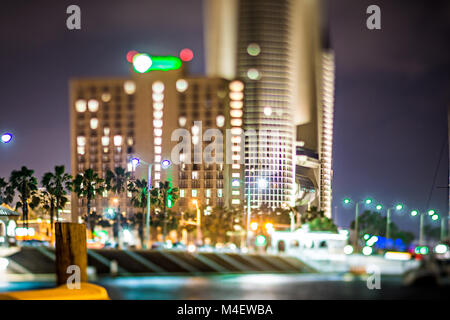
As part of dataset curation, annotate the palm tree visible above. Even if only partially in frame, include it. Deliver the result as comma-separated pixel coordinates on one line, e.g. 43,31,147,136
41,165,72,232
129,178,148,247
105,167,131,247
72,169,105,234
150,181,179,241
9,166,39,229
0,177,13,206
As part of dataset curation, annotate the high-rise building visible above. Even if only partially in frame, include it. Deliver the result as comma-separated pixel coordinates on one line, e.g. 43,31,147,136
204,0,335,217
70,59,244,222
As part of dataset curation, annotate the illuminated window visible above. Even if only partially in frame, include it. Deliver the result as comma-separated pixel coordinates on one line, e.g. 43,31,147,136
153,120,163,128
192,171,198,179
77,146,85,155
216,115,225,127
231,199,241,205
230,110,243,118
101,136,109,146
217,189,223,198
247,43,261,56
232,190,240,196
232,172,240,178
75,100,87,113
264,107,272,116
176,79,188,92
155,164,161,172
88,99,99,112
101,93,111,102
231,127,242,135
153,111,163,119
113,135,122,146
206,189,211,198
178,116,187,127
155,173,160,180
154,129,162,136
230,101,243,109
180,189,185,198
155,155,161,163
230,119,242,126
154,137,162,145
229,80,244,92
90,118,98,130
229,92,244,101
124,81,136,95
192,189,198,197
232,179,240,187
155,146,162,154
77,136,86,146
152,81,165,93
247,69,260,80
153,102,164,111
152,93,164,102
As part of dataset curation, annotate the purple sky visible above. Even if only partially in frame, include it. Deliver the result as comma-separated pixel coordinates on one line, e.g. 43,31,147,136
0,0,449,233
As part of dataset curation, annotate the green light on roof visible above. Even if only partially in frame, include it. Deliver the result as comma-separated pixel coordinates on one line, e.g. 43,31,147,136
133,54,182,73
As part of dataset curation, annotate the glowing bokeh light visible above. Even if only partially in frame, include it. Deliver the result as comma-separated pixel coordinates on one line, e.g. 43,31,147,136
133,54,153,73
126,50,139,63
179,48,194,62
247,43,261,56
1,133,13,144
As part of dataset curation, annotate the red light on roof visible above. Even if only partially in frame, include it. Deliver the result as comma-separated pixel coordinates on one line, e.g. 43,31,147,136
179,48,194,62
126,50,139,63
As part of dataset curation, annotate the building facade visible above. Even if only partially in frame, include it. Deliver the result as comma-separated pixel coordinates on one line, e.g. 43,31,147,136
70,63,244,222
204,0,335,216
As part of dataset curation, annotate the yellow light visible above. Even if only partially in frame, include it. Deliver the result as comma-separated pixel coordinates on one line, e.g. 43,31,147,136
192,200,198,205
250,222,258,231
265,223,274,230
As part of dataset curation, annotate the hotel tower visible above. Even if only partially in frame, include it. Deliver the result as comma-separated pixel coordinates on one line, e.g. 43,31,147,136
204,0,335,216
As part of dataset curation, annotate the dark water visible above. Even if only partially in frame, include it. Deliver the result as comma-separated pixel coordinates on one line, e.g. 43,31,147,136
2,274,449,300
98,274,450,300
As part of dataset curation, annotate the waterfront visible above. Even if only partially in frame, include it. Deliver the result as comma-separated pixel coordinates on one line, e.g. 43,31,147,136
1,274,449,300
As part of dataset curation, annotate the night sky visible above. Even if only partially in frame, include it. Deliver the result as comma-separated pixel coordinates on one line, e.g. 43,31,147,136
0,0,449,234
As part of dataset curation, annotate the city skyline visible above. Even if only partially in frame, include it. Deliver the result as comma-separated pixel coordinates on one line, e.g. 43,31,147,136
0,0,448,234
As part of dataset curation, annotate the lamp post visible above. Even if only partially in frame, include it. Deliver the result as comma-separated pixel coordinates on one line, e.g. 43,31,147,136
131,157,171,249
193,199,202,246
343,197,373,251
386,204,403,244
410,209,437,246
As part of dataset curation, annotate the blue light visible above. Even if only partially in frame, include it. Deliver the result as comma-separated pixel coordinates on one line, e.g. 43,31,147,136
1,133,12,144
161,159,171,169
131,158,140,166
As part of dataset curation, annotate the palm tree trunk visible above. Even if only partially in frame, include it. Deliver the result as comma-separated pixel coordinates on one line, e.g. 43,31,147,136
86,199,91,238
162,193,167,242
50,201,55,236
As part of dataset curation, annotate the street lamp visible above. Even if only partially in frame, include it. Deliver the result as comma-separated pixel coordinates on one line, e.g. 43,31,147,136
1,133,13,144
386,203,403,243
192,199,202,246
247,178,267,249
131,157,171,249
410,209,438,245
342,197,373,251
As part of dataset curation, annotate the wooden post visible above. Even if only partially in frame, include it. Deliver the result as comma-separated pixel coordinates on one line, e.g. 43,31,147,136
55,222,88,286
